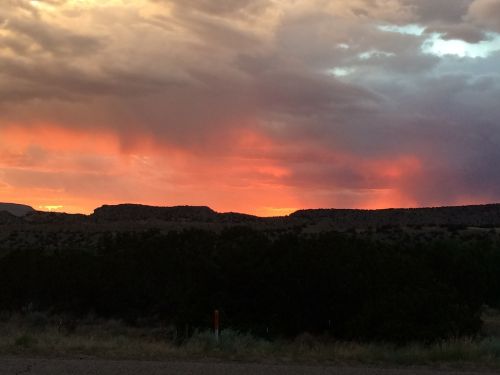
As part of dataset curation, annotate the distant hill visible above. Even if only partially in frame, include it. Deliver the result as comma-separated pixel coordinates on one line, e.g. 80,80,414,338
89,202,500,229
3,202,500,230
0,203,35,217
290,204,500,228
92,204,218,221
92,204,261,224
2,202,500,254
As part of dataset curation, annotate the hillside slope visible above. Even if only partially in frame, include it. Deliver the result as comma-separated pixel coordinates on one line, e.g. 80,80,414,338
0,203,35,217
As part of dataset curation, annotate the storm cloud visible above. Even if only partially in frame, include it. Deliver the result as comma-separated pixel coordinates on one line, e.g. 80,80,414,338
1,0,500,214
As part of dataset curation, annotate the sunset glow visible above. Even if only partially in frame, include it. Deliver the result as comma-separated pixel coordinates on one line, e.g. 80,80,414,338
1,0,500,215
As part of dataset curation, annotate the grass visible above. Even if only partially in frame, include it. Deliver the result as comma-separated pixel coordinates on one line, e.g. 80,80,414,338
1,313,500,369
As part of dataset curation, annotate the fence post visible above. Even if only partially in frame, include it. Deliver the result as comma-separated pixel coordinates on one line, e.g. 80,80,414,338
214,309,220,343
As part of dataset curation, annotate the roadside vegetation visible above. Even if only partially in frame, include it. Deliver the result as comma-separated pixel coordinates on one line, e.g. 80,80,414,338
2,310,500,368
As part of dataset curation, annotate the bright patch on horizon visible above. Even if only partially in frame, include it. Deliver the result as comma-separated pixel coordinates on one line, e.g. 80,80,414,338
41,205,64,212
259,207,297,217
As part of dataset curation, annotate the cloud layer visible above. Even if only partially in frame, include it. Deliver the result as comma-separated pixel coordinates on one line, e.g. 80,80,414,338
1,0,500,214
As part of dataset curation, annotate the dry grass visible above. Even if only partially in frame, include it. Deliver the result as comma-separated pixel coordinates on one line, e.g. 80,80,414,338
1,313,500,369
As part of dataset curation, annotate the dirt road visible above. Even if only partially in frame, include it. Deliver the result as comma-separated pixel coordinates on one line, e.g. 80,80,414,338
0,358,497,375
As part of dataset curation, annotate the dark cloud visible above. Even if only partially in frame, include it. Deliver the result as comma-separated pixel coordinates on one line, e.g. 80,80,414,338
4,18,102,57
402,0,473,23
399,0,495,43
398,129,500,206
425,24,488,43
0,54,185,105
167,9,263,50
167,0,270,16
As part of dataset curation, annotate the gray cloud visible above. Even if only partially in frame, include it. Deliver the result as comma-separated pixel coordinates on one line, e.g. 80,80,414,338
399,0,496,43
425,24,487,43
166,0,270,16
5,18,102,57
403,0,473,23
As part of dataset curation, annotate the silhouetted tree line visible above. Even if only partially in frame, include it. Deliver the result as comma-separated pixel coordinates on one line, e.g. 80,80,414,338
1,227,499,343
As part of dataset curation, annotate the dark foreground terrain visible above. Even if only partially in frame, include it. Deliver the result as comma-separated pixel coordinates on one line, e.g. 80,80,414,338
0,358,497,375
2,202,500,343
2,202,500,349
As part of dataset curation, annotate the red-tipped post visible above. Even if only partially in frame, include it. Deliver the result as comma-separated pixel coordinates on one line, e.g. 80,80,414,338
214,309,220,343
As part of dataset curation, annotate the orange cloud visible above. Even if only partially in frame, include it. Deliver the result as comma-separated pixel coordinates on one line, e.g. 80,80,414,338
0,123,476,216
0,125,302,215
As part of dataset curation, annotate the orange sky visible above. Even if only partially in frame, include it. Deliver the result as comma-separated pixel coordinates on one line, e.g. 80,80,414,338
0,124,423,216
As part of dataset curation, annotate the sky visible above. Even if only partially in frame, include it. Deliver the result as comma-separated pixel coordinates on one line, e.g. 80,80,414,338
1,0,500,216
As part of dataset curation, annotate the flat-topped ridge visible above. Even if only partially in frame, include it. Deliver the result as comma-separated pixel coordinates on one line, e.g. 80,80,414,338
92,204,218,221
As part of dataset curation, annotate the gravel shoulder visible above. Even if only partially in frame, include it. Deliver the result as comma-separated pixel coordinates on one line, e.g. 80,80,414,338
0,358,498,375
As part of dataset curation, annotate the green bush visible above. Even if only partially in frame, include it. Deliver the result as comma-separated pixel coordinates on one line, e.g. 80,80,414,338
14,334,37,349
